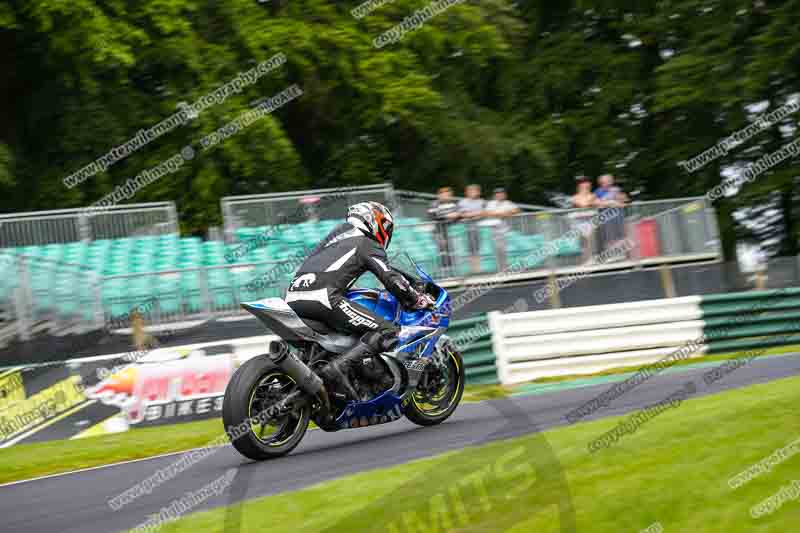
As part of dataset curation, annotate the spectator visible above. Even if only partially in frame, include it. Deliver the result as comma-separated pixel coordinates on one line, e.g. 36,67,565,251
572,176,597,208
594,174,629,257
570,176,598,263
427,186,460,274
483,187,520,271
299,195,321,223
458,184,486,274
594,174,629,206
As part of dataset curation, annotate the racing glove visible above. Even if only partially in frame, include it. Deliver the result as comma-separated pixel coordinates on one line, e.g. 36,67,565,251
412,292,436,310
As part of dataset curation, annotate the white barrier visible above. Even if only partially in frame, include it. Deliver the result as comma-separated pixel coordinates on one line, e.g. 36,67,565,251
489,296,706,385
495,296,702,336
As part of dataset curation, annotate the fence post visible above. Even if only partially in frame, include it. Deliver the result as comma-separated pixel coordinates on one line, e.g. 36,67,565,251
754,267,768,290
660,264,676,298
14,256,32,341
547,270,562,308
795,253,800,287
705,200,722,258
92,273,104,331
385,184,398,216
167,203,179,235
199,268,211,317
221,200,235,243
78,212,91,242
487,311,505,385
627,203,643,271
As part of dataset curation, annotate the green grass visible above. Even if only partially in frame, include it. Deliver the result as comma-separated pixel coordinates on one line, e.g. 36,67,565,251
461,383,512,402
0,418,228,485
150,374,800,533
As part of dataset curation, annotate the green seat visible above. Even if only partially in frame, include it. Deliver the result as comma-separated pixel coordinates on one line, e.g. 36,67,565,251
131,262,156,273
480,255,498,273
203,254,226,266
557,237,582,256
104,260,130,276
102,278,129,317
233,266,271,302
129,277,153,304
155,259,179,271
177,272,202,313
55,276,87,316
154,273,181,313
20,246,43,257
179,237,202,247
207,270,234,308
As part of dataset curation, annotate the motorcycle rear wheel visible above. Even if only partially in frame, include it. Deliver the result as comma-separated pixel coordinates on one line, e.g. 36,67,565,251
223,355,310,460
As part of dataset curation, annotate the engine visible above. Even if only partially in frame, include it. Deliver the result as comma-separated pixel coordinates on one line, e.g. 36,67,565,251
352,356,394,400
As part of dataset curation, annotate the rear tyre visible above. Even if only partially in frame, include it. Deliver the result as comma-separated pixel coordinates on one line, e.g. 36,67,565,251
223,355,310,460
404,344,465,427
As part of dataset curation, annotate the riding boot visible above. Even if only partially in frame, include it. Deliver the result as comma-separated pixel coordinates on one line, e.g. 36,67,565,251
321,340,376,401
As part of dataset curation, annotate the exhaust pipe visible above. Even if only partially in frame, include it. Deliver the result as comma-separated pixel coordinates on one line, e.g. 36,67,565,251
268,340,334,427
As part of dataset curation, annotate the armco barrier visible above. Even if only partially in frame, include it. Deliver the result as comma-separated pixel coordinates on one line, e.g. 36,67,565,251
701,288,800,353
446,316,498,385
489,288,800,385
0,321,500,446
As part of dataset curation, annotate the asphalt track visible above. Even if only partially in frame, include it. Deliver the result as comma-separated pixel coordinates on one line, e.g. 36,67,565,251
3,352,800,533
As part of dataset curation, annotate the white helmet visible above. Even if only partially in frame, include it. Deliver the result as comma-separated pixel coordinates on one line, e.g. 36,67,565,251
346,201,395,249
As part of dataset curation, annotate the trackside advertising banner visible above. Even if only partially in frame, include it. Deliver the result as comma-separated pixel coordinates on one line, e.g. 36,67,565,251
0,335,275,447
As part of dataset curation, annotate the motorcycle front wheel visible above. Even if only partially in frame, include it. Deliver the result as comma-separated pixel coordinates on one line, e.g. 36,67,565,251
404,344,465,426
223,355,310,460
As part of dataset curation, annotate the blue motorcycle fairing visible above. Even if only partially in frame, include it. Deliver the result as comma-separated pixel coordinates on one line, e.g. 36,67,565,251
334,265,451,430
346,288,399,323
335,389,405,428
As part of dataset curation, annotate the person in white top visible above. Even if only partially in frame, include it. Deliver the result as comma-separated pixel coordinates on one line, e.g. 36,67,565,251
458,184,487,274
483,187,520,271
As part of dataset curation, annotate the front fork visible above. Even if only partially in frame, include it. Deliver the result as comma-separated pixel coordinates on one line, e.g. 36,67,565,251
427,340,453,391
399,335,452,401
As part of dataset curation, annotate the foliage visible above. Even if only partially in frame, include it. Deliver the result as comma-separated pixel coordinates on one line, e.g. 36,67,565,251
0,1,798,249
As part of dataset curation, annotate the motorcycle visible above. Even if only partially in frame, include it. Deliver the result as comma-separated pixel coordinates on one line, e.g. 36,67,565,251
222,256,465,460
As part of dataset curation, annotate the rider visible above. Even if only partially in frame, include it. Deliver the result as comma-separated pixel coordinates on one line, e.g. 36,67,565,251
286,201,434,395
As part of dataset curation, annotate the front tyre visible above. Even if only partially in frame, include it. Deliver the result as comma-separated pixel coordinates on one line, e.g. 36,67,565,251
223,355,310,460
404,344,465,426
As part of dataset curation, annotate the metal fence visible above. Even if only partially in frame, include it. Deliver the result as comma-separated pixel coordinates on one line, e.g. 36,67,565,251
0,196,723,338
87,197,718,326
392,189,548,221
394,196,720,280
0,202,179,248
221,183,397,242
0,253,103,344
221,184,548,243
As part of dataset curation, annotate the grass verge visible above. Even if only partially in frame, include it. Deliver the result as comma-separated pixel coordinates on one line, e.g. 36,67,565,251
0,418,227,485
151,374,800,533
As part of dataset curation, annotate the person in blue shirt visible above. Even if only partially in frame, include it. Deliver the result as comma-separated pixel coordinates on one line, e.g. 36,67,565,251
593,175,629,256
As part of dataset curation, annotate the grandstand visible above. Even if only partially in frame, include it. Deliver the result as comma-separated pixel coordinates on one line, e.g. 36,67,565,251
0,185,720,346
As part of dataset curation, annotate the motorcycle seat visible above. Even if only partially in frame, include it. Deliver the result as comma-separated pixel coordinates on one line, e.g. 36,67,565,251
300,318,336,335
